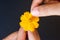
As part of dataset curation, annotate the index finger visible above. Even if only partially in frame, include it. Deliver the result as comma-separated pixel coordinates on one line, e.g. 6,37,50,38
31,0,43,11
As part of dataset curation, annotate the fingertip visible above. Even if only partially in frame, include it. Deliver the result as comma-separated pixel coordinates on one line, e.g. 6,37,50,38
31,7,40,17
28,31,35,40
31,6,50,17
17,28,26,40
28,30,40,40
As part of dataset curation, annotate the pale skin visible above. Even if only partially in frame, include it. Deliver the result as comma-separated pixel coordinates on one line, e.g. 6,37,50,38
31,0,60,17
3,28,40,40
3,0,60,40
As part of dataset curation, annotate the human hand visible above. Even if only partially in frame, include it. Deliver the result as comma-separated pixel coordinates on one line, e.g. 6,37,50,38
31,0,59,9
31,0,60,17
3,28,40,40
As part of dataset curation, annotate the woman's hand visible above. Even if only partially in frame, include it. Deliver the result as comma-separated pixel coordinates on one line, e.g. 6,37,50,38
3,28,40,40
31,0,60,17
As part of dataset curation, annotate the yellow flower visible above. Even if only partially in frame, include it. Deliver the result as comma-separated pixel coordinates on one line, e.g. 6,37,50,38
19,11,39,32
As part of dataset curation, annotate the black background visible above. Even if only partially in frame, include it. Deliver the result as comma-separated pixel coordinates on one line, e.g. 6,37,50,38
0,0,60,40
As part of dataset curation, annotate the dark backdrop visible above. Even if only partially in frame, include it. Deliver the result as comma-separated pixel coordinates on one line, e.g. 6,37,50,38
0,0,60,40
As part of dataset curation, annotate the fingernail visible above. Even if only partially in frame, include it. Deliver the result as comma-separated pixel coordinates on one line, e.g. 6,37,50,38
31,7,40,17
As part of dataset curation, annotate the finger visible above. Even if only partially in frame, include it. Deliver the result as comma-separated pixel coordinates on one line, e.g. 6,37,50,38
31,0,58,11
17,28,26,40
28,30,40,40
31,0,43,10
3,32,17,40
44,0,59,3
31,2,60,17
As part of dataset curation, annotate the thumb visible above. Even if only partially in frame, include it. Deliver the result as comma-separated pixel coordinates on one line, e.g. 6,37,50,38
31,2,60,17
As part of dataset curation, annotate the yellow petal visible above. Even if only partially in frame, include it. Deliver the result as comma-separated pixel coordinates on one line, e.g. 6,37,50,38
32,22,39,28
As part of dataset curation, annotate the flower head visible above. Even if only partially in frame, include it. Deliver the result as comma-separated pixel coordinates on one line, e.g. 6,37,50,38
19,11,39,32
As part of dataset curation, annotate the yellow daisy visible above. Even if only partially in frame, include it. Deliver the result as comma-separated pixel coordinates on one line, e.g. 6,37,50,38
19,11,39,32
